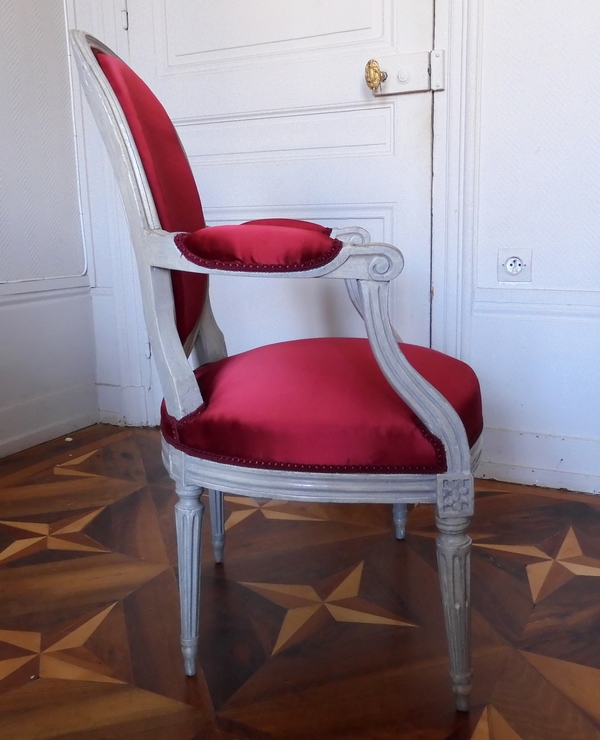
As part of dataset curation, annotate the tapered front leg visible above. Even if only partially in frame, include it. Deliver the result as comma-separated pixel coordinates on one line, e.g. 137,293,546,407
393,502,408,539
436,515,472,711
175,483,204,676
208,489,225,563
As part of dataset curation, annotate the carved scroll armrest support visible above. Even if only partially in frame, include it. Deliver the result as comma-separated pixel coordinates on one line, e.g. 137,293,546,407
339,236,403,340
358,279,472,475
345,277,402,344
345,279,365,321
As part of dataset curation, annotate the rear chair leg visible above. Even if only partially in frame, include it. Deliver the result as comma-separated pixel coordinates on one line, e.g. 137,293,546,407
393,502,408,539
208,489,225,563
175,483,204,676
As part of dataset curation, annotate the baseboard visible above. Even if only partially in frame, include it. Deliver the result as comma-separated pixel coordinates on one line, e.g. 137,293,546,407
0,384,99,458
477,427,600,495
97,384,152,426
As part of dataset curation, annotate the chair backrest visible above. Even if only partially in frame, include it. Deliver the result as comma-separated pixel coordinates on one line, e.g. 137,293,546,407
73,32,208,347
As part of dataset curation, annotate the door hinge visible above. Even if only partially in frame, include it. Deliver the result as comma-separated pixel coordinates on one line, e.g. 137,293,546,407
121,9,129,31
368,50,445,96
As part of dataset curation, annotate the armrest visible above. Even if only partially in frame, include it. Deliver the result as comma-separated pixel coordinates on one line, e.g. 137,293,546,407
359,279,472,477
142,226,404,282
174,222,342,273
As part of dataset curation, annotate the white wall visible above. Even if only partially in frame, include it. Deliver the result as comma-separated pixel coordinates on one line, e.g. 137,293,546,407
434,0,600,493
0,0,97,456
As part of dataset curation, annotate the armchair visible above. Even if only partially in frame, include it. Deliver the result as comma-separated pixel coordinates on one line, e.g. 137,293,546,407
70,30,482,711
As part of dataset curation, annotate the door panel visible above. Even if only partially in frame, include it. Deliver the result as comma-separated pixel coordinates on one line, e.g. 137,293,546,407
127,0,433,353
165,0,379,61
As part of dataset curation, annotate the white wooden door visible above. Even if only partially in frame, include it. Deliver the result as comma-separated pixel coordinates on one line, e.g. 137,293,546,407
126,0,434,354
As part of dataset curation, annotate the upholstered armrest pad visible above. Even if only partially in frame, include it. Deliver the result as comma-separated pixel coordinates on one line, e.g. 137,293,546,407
174,220,343,272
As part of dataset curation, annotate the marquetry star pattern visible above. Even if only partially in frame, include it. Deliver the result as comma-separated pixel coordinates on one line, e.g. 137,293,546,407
0,603,121,689
0,449,119,565
222,494,330,531
474,526,600,603
465,650,600,739
240,561,416,655
53,449,103,478
470,705,525,740
0,508,109,565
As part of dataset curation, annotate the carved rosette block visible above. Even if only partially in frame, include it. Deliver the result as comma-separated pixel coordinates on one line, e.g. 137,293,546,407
436,516,472,711
437,474,474,518
175,484,204,676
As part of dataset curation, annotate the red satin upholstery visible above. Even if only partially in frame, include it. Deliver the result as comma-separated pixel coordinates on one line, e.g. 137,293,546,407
94,51,208,343
161,338,483,474
243,218,333,234
175,224,342,272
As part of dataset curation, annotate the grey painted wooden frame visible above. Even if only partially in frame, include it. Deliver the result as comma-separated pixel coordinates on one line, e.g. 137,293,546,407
70,30,480,711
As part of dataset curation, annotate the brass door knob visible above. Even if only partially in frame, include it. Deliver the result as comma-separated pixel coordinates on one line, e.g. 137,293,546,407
365,59,388,91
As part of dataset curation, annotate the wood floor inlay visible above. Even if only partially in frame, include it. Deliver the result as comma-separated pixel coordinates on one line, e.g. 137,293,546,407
0,425,599,738
474,525,600,604
240,561,417,657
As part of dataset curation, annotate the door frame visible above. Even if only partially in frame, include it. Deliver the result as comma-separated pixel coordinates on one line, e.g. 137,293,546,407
431,0,480,362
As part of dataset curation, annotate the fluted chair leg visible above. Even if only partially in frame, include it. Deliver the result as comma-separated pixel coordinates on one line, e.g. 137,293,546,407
435,515,472,712
393,502,408,539
208,489,225,563
175,483,204,676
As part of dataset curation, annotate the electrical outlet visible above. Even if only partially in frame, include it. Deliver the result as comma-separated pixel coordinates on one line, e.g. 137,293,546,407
497,249,532,282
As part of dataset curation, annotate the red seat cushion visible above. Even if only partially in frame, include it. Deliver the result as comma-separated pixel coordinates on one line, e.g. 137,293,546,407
160,338,483,474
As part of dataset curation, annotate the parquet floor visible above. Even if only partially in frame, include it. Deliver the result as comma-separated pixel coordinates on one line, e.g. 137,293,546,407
1,426,600,739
